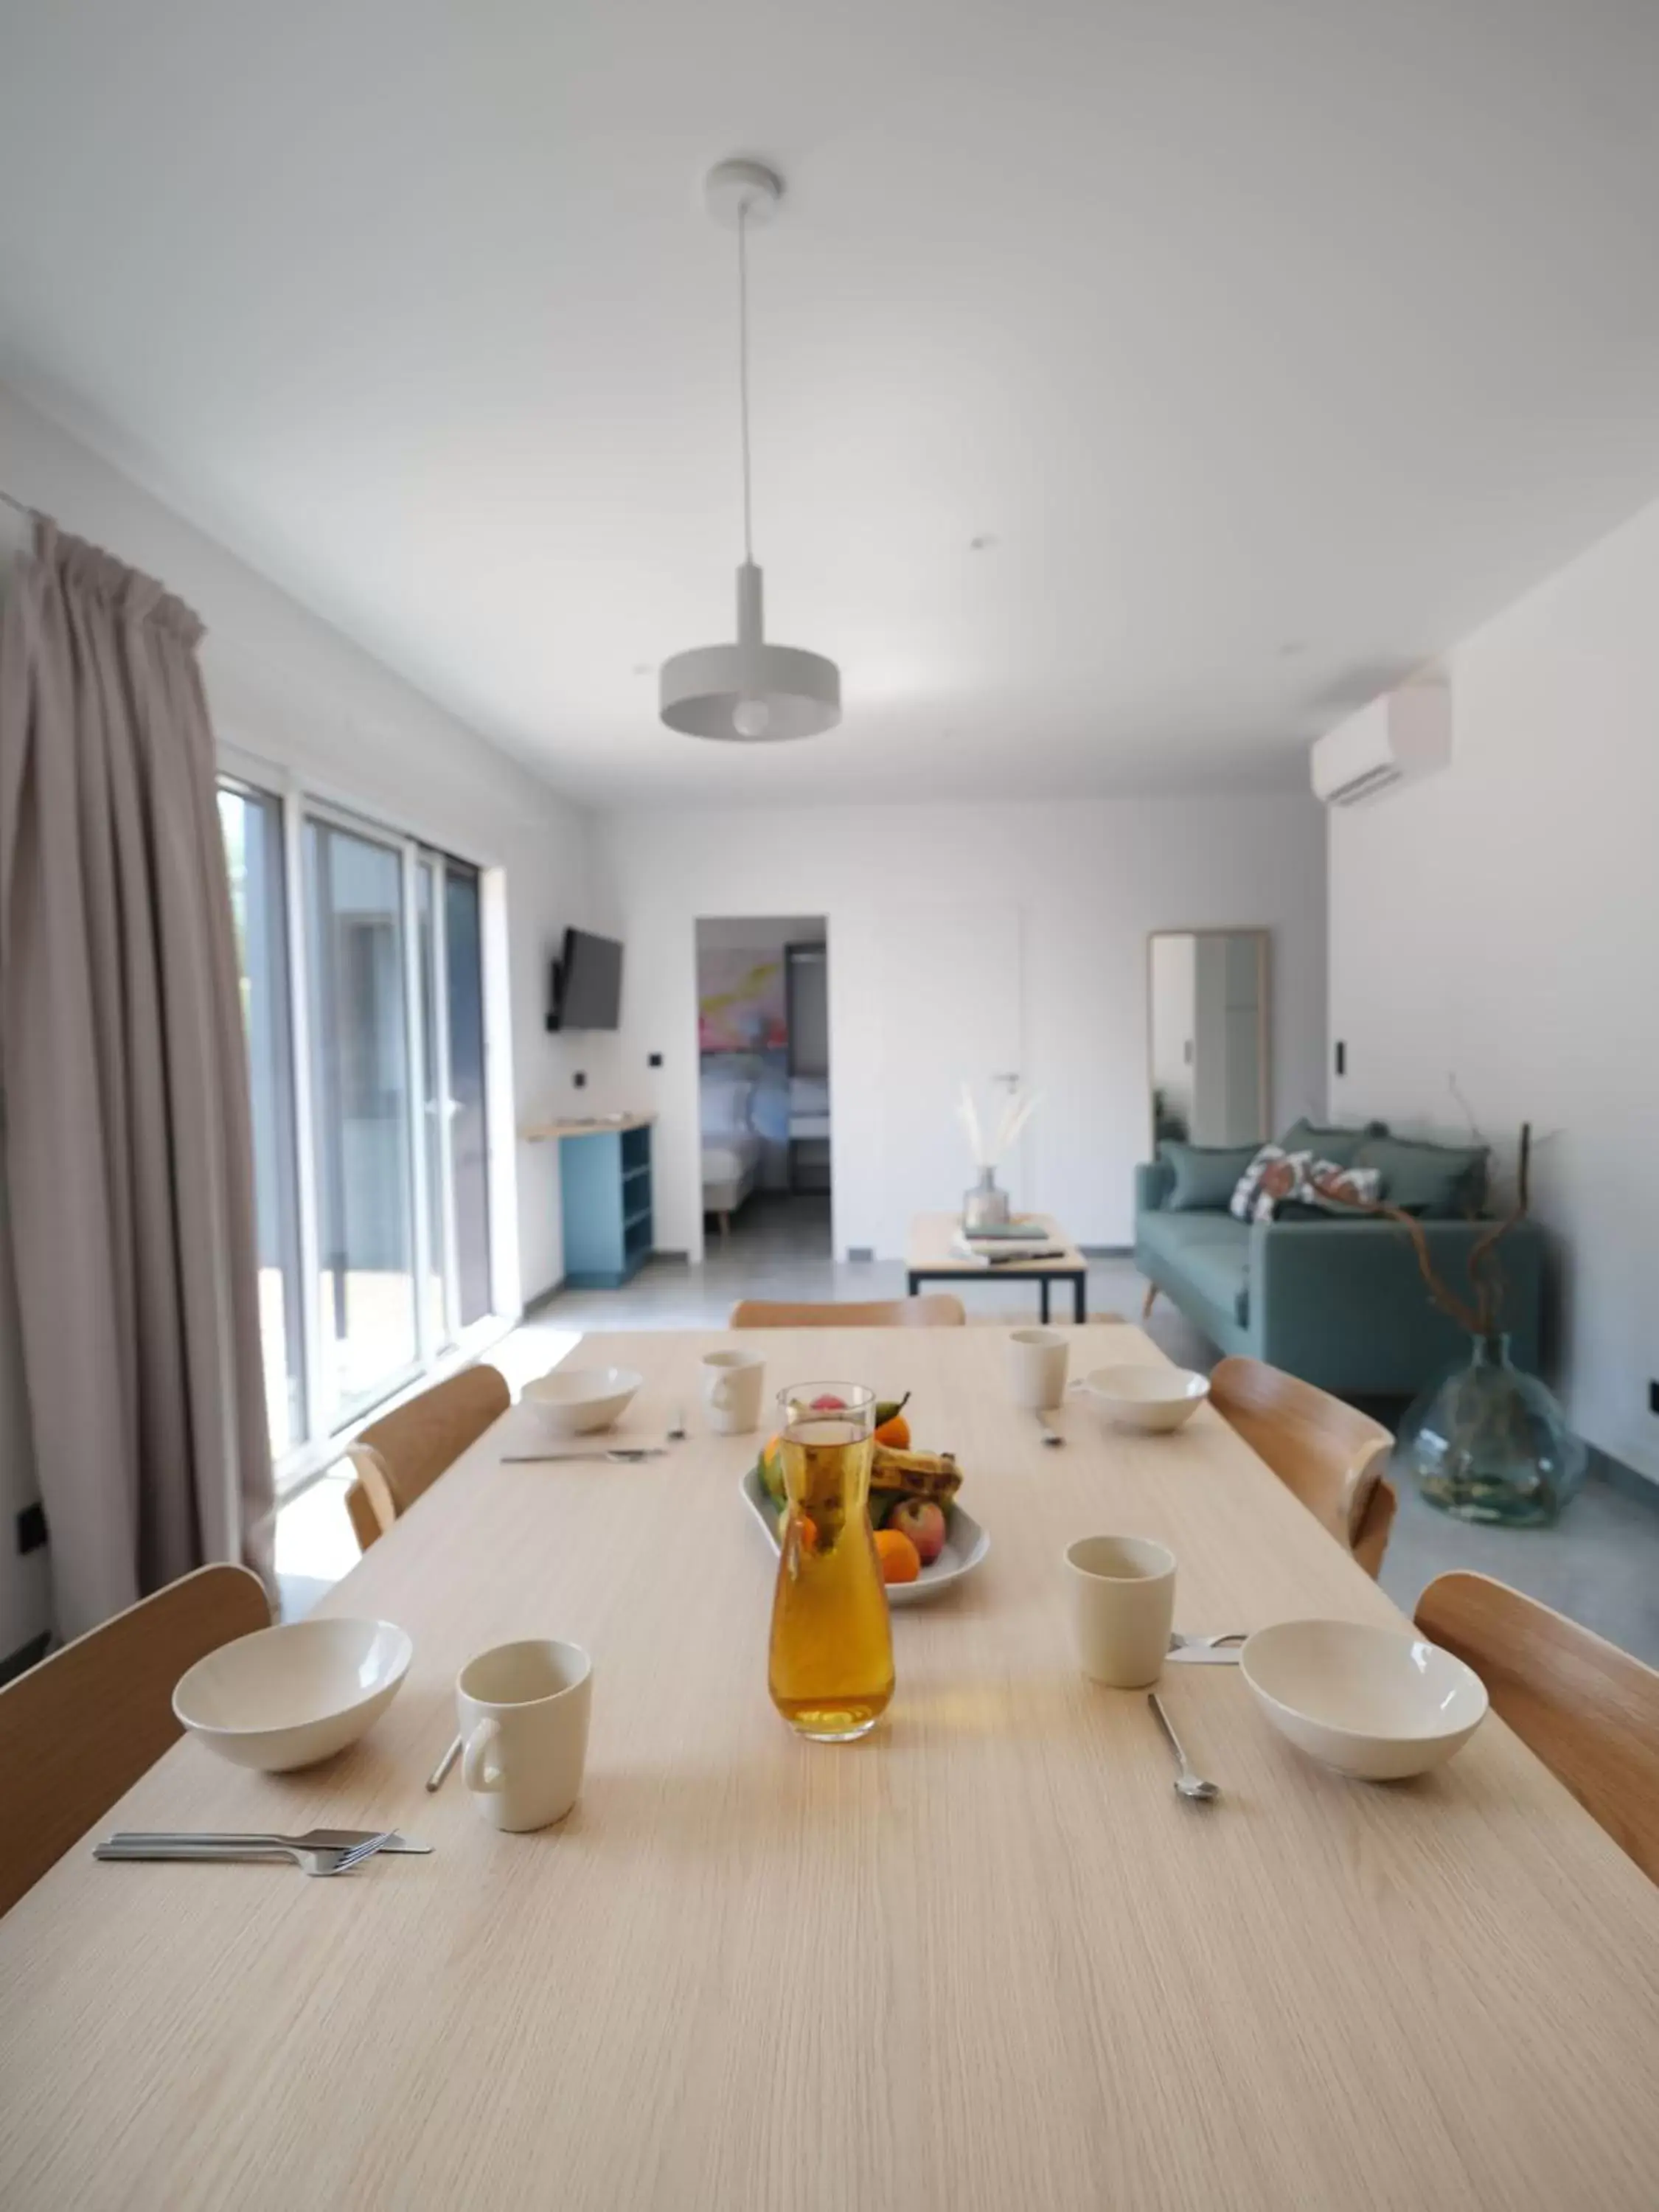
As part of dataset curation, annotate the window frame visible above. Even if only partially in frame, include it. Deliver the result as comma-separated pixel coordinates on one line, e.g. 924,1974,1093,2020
218,742,515,1490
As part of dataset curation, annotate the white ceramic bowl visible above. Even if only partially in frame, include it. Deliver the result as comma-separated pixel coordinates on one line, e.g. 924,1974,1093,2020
173,1616,413,1773
1240,1618,1489,1781
522,1365,643,1437
1079,1364,1210,1433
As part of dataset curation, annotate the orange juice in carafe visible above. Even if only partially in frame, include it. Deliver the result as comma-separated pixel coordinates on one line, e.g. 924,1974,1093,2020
768,1385,894,1740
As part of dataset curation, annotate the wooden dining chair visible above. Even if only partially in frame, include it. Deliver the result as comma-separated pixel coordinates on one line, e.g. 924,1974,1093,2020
344,1363,511,1551
728,1294,967,1328
1415,1572,1659,1884
1208,1355,1398,1577
0,1562,271,1918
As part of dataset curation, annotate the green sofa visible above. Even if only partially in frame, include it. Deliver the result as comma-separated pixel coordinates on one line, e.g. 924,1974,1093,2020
1133,1159,1545,1395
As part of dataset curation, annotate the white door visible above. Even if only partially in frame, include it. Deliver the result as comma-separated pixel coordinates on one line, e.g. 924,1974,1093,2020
874,903,1025,1245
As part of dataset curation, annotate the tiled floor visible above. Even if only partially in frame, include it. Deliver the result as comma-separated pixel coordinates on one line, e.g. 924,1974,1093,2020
278,1193,1659,1663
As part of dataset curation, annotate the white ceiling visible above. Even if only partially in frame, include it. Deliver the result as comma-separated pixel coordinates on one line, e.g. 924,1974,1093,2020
3,1,1659,807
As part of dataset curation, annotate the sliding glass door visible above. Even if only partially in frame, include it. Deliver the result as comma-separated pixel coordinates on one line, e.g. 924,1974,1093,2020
218,782,305,1458
445,861,492,1327
218,775,498,1475
414,855,493,1346
304,814,420,1425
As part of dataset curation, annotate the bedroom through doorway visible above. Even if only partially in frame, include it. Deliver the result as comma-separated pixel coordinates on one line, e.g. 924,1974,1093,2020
695,916,831,1264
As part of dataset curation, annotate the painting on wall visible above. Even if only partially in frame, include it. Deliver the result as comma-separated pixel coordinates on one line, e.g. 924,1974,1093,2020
698,951,787,1054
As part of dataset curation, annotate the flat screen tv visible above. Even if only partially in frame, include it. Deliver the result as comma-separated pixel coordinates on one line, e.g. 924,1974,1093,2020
551,928,623,1031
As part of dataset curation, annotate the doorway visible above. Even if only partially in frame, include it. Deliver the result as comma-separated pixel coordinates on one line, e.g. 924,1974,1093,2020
695,915,831,1262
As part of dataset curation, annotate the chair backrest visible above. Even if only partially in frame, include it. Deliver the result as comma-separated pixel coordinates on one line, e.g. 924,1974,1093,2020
0,1562,271,1918
1416,1572,1659,1882
1209,1354,1397,1576
346,1364,510,1550
728,1295,967,1328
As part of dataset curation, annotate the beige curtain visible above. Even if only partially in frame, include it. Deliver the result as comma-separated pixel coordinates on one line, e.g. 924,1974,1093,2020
0,518,274,1638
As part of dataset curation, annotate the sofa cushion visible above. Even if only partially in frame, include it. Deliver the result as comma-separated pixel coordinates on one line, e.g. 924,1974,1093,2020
1278,1117,1388,1166
1137,1210,1251,1325
1267,1157,1384,1220
1158,1140,1260,1212
1353,1134,1489,1217
1230,1144,1308,1222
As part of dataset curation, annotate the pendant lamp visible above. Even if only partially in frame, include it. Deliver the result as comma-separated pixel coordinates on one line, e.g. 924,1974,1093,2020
659,159,841,743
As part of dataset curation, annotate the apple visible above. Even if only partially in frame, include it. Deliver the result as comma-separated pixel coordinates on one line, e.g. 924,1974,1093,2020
888,1498,946,1566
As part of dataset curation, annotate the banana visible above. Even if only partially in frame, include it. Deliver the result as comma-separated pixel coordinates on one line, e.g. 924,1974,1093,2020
870,1444,961,1504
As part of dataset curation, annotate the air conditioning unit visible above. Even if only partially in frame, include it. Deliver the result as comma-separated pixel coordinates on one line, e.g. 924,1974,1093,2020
1310,676,1452,807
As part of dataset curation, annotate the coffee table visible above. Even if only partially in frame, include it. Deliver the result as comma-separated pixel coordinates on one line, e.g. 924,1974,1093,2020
905,1210,1088,1322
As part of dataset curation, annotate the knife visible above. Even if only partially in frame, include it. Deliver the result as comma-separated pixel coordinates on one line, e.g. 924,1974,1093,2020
108,1829,433,1853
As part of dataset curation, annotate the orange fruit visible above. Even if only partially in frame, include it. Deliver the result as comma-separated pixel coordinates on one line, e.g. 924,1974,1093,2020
778,1503,818,1553
873,1413,911,1449
874,1527,921,1584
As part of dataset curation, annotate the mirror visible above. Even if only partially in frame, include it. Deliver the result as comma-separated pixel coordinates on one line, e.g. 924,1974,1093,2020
1147,930,1270,1148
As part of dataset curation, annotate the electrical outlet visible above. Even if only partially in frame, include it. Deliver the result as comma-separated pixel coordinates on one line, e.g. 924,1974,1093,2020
573,1071,586,1089
648,1052,663,1068
16,1501,47,1555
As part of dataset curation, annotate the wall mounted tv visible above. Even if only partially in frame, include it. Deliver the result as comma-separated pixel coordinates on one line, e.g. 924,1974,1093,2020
549,928,624,1032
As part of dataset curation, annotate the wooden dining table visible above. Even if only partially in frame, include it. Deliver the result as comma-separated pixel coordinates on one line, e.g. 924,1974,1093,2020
4,1323,1657,2210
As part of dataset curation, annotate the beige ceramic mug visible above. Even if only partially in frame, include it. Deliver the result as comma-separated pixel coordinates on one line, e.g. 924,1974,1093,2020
1065,1536,1176,1688
456,1638,592,1833
1006,1326,1068,1410
700,1348,765,1435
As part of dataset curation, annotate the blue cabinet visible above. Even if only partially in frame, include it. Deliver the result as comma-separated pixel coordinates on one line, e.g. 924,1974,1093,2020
559,1122,653,1288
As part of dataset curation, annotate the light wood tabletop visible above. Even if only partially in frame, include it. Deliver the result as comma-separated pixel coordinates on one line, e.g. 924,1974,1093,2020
4,1324,1657,2211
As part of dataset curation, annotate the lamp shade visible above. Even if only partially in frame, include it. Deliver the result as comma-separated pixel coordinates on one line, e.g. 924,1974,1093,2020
659,561,841,742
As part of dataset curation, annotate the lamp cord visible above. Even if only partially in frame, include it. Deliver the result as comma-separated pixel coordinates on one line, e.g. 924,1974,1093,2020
737,197,754,564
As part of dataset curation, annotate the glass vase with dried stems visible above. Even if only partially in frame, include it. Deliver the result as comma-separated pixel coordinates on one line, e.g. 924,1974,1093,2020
1340,1124,1584,1525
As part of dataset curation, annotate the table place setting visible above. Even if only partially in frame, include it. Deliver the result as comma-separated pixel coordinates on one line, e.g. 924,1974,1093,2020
91,1602,600,1880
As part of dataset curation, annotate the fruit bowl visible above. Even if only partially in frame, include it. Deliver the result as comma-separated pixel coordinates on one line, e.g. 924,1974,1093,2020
738,1465,989,1607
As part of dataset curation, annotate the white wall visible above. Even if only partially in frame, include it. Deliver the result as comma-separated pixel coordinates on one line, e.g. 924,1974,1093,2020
601,796,1326,1260
1329,492,1659,1483
0,384,599,1655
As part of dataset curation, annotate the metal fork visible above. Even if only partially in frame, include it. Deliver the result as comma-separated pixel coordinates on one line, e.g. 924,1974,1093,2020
95,1831,398,1877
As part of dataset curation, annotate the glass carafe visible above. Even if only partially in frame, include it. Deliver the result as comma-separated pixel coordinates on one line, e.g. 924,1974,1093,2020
768,1382,894,1740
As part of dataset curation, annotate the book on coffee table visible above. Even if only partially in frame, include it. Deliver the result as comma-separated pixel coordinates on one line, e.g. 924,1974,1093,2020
950,1231,1065,1263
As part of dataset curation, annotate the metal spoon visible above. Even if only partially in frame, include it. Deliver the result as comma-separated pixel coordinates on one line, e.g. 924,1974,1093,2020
1035,1411,1064,1449
1147,1692,1220,1803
